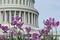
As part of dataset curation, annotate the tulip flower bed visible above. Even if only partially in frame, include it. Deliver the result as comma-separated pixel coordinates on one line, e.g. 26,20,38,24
0,16,59,40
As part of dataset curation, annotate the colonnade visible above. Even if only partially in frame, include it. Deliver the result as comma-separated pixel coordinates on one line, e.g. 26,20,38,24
0,10,38,26
0,0,34,7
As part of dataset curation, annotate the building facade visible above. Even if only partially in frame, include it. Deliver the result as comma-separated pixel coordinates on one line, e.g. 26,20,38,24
0,0,39,33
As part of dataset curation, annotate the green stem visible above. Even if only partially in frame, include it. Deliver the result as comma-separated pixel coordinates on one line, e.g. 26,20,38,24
19,29,25,40
55,27,57,40
51,28,53,40
9,32,13,40
28,32,30,40
44,31,45,39
21,29,25,40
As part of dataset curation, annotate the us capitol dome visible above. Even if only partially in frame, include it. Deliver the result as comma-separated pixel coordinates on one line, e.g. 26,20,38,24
0,0,39,33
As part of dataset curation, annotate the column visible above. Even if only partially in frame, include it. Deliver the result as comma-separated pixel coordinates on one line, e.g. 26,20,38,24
24,11,26,24
4,11,7,23
31,13,33,25
9,11,11,23
28,12,30,24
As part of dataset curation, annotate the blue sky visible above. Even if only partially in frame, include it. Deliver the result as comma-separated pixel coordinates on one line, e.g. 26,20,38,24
35,0,60,32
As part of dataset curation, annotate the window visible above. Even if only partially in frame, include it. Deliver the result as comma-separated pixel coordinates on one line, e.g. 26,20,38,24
12,0,13,4
29,1,30,6
21,11,24,22
26,12,28,24
8,0,9,4
26,0,28,5
19,0,21,4
4,0,5,4
11,11,14,16
33,14,34,24
1,11,4,22
6,11,9,23
11,11,14,21
35,15,38,26
16,0,18,4
30,13,31,24
23,0,25,5
0,0,2,4
16,11,19,16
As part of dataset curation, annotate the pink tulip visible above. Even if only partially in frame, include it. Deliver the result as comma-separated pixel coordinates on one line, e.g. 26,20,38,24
11,21,17,26
37,37,41,40
15,15,21,21
12,31,18,35
55,21,59,26
16,22,24,28
31,33,39,39
25,27,31,32
11,16,21,21
1,26,9,33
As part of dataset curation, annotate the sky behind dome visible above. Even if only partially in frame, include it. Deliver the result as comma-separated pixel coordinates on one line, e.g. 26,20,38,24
35,0,60,32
